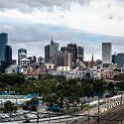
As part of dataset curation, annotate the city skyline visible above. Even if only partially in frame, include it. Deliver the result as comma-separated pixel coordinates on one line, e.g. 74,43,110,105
0,0,124,60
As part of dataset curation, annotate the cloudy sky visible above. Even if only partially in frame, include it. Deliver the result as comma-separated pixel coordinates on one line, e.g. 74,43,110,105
0,0,124,60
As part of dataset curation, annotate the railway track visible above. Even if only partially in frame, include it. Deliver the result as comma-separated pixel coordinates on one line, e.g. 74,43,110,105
84,104,124,124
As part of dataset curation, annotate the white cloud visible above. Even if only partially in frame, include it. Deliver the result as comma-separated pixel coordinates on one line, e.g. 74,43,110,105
0,0,124,60
0,0,124,37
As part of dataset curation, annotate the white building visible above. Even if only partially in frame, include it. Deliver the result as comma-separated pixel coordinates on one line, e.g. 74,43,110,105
20,58,30,68
5,65,20,74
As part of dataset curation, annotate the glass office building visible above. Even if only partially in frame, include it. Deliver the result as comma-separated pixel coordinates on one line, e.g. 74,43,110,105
0,33,8,61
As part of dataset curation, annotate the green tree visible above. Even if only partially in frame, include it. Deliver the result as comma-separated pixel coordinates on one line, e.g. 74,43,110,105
4,101,17,116
38,73,54,80
108,82,115,96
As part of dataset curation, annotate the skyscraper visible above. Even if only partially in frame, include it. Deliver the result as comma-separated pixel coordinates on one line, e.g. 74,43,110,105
64,52,73,67
0,33,8,61
28,56,36,64
102,42,112,65
112,53,116,64
61,47,68,53
61,44,77,64
45,40,59,63
52,51,64,67
61,44,84,65
18,48,27,65
67,44,77,64
114,53,124,69
5,45,12,67
38,56,44,65
77,46,84,63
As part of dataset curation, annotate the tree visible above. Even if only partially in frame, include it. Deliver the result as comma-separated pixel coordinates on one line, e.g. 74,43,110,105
4,101,17,116
25,98,39,111
38,74,54,80
108,82,115,96
93,80,105,95
114,73,124,82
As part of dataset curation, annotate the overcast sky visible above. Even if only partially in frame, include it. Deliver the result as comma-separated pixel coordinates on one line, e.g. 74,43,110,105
0,0,124,60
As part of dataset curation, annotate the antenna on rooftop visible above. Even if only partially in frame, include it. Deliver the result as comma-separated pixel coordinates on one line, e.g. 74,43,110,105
51,36,54,43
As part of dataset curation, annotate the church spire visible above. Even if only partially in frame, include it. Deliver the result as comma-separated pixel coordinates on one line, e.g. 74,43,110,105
90,54,95,68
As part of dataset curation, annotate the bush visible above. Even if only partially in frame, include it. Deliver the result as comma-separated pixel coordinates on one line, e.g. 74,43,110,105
81,104,88,110
0,107,4,112
31,105,37,111
64,108,78,114
23,105,28,110
4,101,18,116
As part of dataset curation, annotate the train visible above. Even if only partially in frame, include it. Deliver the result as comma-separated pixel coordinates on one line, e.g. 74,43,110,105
87,94,122,108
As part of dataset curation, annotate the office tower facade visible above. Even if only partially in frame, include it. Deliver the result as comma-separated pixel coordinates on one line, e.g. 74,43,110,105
115,53,124,69
45,40,59,63
112,53,116,64
38,56,44,65
5,45,12,67
67,44,77,64
0,61,6,73
77,46,84,63
28,56,36,64
12,59,17,65
61,47,68,53
45,45,50,63
52,51,64,67
18,48,27,65
102,42,112,65
0,33,8,61
64,52,73,67
61,44,77,64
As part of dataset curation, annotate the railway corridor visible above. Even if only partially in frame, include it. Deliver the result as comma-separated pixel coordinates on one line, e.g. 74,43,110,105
85,104,124,124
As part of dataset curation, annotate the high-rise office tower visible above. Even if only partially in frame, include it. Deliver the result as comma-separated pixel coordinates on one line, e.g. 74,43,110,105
67,44,77,64
0,33,8,61
77,46,84,63
38,56,44,65
28,56,36,64
0,61,6,73
52,51,64,67
5,45,12,67
102,42,112,65
114,53,124,69
45,40,59,63
18,48,27,65
61,47,68,53
64,52,73,67
112,53,116,64
61,44,77,64
45,45,50,63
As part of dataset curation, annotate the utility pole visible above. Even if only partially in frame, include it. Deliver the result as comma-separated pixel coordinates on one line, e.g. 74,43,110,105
88,97,90,122
121,93,123,105
88,97,90,115
37,112,39,123
106,98,108,110
97,96,100,124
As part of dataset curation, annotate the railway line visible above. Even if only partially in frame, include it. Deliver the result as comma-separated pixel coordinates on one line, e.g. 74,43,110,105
0,94,124,124
85,104,124,124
